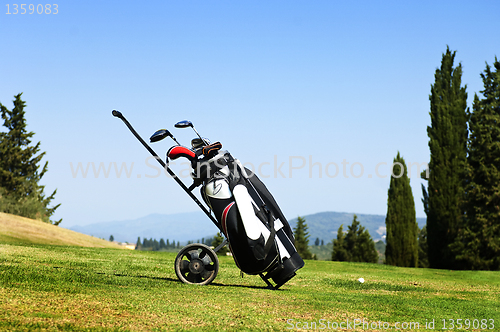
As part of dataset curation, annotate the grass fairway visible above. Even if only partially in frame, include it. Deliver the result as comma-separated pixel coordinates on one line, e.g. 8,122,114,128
1,244,498,331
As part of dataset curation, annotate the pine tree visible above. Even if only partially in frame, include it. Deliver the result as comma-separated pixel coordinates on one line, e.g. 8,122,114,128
331,216,377,263
212,232,228,256
159,238,166,249
355,227,379,263
135,237,141,250
109,235,114,242
293,216,313,259
385,152,418,267
345,215,378,263
422,47,468,269
332,224,349,261
0,93,61,224
454,58,500,270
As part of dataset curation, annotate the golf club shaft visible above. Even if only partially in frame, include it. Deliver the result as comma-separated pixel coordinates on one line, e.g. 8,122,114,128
191,126,209,146
112,110,221,230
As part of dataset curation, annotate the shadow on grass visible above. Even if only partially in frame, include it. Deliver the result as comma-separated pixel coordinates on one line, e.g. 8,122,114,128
60,267,274,290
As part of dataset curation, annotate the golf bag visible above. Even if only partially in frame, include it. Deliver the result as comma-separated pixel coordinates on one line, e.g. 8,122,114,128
168,143,304,288
112,110,303,289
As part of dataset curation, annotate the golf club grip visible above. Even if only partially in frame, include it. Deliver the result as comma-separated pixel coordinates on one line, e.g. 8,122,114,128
112,110,123,119
111,110,221,229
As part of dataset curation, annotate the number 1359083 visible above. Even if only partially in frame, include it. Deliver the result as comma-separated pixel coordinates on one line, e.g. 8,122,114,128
6,4,58,14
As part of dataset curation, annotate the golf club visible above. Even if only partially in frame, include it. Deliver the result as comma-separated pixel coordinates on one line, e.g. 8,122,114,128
150,129,181,145
111,110,220,229
174,120,209,146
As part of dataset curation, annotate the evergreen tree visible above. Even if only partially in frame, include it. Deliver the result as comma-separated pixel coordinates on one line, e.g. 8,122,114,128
159,238,166,249
332,224,349,261
211,232,228,256
314,237,320,246
0,93,61,224
453,58,500,270
422,47,468,269
135,237,141,250
355,227,379,263
321,239,324,246
331,216,377,263
293,216,313,259
109,235,114,242
345,215,378,263
385,152,418,267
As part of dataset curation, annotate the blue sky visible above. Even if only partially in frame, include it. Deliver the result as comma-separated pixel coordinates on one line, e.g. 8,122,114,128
1,1,499,228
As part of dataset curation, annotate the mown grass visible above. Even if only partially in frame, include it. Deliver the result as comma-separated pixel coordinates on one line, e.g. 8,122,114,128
0,243,499,331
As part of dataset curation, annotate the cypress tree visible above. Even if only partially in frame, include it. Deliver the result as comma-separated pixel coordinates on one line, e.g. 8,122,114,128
418,226,429,268
422,47,468,269
0,93,61,224
454,58,500,270
332,224,349,261
293,216,313,259
385,152,418,267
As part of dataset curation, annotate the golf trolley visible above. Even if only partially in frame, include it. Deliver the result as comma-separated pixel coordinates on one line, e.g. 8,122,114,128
112,110,304,289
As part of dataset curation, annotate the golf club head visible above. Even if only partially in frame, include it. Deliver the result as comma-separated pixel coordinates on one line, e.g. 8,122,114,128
174,120,193,128
150,129,173,143
191,138,211,149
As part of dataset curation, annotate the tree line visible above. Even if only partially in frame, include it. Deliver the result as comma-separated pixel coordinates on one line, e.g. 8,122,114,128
134,234,230,254
293,215,379,263
385,48,500,270
294,48,500,271
135,237,181,251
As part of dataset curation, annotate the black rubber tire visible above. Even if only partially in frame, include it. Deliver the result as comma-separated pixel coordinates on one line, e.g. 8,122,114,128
174,243,219,285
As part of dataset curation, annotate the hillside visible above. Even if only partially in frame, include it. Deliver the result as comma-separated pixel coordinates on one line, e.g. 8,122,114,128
0,212,124,248
288,212,426,243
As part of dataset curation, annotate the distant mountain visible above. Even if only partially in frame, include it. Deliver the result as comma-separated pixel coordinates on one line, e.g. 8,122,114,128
69,212,214,244
288,212,426,244
68,211,426,245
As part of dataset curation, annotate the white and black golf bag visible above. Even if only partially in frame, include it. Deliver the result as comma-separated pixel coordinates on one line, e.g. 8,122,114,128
167,142,304,289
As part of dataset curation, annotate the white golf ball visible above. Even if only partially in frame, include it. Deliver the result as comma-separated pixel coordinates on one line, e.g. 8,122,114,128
357,278,365,283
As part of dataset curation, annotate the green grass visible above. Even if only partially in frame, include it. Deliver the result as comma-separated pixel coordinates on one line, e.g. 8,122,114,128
1,243,499,331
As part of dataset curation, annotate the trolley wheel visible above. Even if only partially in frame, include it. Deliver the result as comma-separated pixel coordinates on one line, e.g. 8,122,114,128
174,243,219,285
